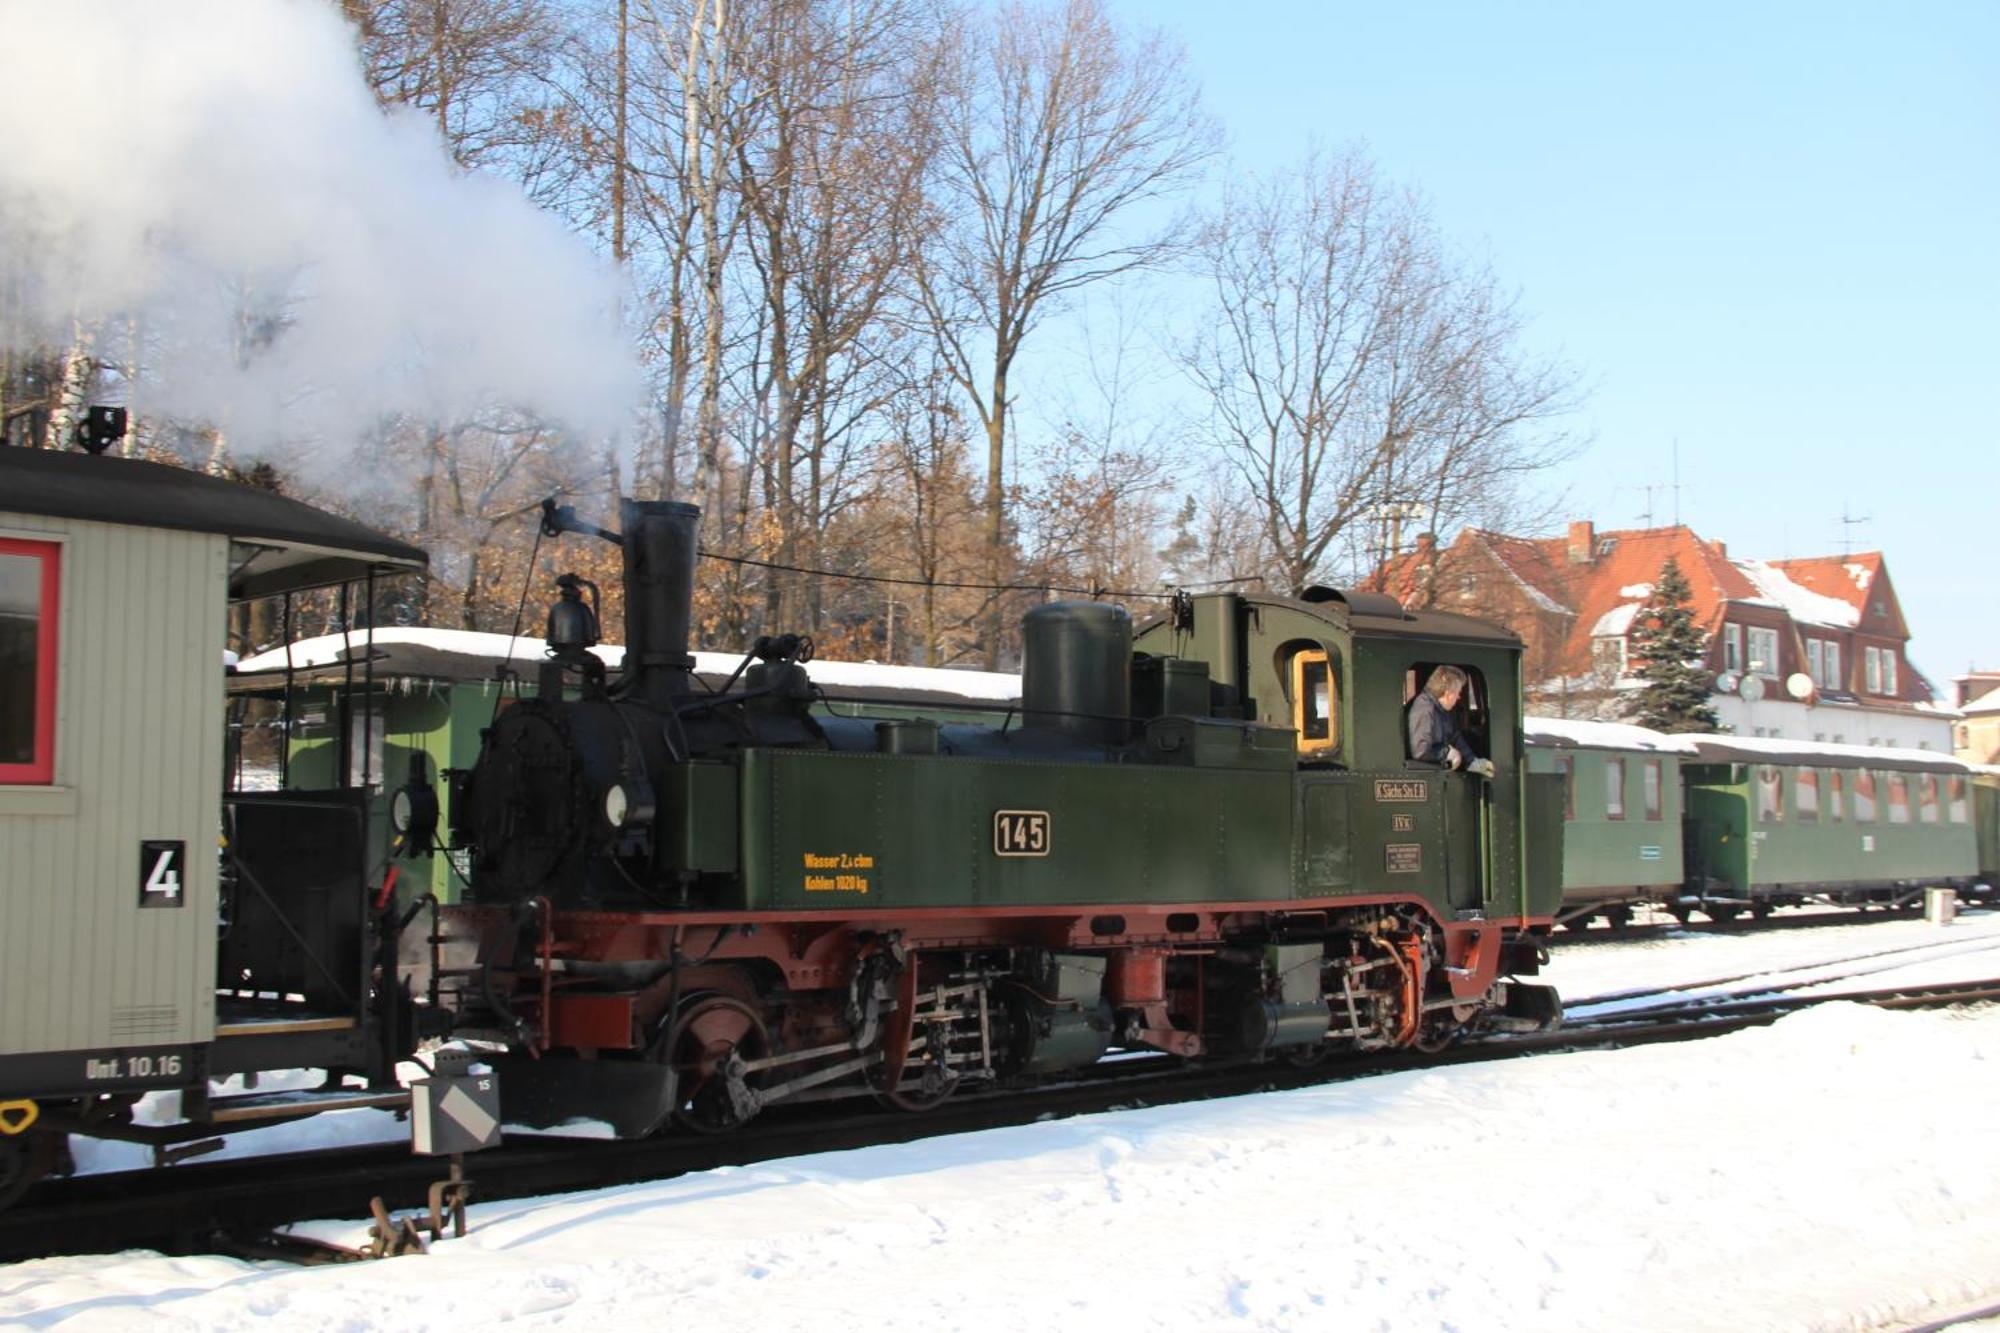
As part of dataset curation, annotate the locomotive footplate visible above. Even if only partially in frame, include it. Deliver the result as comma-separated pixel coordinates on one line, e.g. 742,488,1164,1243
489,1053,678,1139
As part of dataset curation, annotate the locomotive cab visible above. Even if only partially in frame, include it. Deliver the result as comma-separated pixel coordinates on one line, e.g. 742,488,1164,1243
1134,586,1557,925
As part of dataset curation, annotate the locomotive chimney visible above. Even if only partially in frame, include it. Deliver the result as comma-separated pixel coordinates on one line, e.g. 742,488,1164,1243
619,498,701,706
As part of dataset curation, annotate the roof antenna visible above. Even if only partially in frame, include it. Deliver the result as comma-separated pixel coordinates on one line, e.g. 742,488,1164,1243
1671,438,1681,527
1837,504,1872,556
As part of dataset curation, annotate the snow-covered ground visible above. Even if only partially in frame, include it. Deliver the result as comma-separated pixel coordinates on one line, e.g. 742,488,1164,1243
9,913,2000,1331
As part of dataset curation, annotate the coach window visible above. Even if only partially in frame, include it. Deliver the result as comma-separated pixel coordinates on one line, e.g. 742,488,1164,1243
1605,758,1626,821
1796,767,1818,822
1289,648,1339,758
1554,755,1575,820
1828,770,1845,822
1756,766,1784,823
1886,773,1910,825
1918,774,1940,824
1643,759,1662,821
0,537,59,786
1949,776,1970,824
1853,769,1878,822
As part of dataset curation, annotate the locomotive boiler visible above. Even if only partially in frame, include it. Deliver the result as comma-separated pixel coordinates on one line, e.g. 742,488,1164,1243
424,497,1563,1135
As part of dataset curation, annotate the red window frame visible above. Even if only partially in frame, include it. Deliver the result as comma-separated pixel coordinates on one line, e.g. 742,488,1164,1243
0,537,59,785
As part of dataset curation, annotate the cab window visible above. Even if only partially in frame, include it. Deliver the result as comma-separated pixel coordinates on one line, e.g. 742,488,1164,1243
1288,648,1338,757
1403,662,1490,761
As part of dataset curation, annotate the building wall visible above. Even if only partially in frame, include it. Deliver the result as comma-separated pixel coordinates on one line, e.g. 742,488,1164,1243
0,512,226,1058
1711,695,1953,750
1958,715,2000,765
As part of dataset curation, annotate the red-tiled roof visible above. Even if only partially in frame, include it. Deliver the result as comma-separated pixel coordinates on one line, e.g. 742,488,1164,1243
1369,524,1921,699
1769,552,1880,618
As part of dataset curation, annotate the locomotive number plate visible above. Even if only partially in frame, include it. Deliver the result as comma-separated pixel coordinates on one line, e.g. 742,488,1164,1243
1374,779,1428,802
993,810,1051,857
1385,843,1423,874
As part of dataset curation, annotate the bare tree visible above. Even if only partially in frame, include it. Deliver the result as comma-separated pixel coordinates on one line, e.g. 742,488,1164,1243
919,0,1213,665
341,0,584,205
734,0,942,628
1178,147,1574,596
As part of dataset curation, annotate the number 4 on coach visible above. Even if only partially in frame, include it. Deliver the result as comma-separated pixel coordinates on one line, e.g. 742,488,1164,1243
139,840,185,908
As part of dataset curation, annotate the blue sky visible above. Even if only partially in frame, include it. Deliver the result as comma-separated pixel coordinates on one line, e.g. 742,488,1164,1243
1097,1,1997,690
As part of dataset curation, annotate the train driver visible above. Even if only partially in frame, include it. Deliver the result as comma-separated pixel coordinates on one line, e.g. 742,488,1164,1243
1408,665,1495,778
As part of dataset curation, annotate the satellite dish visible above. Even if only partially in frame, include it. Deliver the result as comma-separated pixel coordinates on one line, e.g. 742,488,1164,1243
1714,671,1740,695
1786,672,1815,701
1738,674,1766,703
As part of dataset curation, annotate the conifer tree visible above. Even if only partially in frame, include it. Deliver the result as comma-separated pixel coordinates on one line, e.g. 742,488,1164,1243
1627,556,1721,732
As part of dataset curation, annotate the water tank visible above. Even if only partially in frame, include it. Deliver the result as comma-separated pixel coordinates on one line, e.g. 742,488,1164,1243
1021,602,1132,743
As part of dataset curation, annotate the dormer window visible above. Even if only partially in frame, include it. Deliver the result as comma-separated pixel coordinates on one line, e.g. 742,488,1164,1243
1864,647,1899,697
1746,626,1779,678
1592,635,1627,677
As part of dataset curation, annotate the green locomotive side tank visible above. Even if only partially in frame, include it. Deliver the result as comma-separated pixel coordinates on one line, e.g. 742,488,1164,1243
667,587,1559,927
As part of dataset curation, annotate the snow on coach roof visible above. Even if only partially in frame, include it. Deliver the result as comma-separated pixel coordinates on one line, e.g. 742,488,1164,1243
233,627,1024,705
0,448,426,598
1685,733,1978,774
1523,717,1701,754
1520,719,1981,773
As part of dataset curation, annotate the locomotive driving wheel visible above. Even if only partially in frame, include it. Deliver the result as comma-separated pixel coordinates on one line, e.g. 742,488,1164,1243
665,996,771,1134
877,1018,960,1112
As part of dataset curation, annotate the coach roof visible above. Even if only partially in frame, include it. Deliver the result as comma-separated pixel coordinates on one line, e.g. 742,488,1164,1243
0,447,426,598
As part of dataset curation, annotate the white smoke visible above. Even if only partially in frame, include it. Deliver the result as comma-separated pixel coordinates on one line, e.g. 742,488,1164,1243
0,0,639,454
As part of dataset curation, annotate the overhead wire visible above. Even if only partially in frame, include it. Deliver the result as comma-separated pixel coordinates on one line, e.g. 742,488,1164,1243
692,547,1263,601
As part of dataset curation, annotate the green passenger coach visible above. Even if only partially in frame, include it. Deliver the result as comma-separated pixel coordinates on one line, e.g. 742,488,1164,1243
1522,718,1690,928
1680,736,1981,914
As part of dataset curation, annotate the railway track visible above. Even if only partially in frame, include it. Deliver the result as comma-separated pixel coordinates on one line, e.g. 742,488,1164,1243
1555,902,1988,946
4,973,1996,1266
1563,933,2000,1016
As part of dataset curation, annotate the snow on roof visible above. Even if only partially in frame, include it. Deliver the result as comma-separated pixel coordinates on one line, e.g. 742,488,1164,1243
1590,603,1642,637
1731,558,1860,629
234,627,1024,702
1965,686,2000,717
1843,561,1874,591
1618,582,1653,599
1523,717,1701,753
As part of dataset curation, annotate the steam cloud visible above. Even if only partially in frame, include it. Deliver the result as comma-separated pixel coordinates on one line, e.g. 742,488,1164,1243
0,0,640,455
